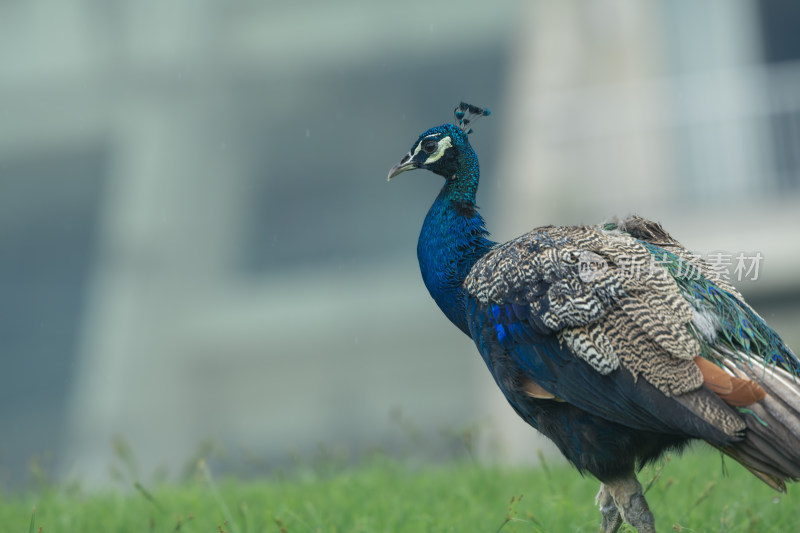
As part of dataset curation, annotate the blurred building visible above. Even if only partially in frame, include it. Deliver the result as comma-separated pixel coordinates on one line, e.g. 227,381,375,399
0,0,798,486
0,0,517,486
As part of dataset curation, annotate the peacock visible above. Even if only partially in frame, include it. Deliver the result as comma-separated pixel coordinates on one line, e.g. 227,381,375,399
388,102,800,532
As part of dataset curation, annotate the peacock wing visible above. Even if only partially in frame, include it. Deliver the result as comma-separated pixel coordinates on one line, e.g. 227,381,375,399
464,225,746,444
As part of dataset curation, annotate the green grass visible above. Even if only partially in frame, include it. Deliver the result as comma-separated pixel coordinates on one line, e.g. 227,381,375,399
4,448,800,533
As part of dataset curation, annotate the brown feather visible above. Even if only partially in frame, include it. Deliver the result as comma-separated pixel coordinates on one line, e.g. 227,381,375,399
723,379,767,407
521,379,559,400
694,356,766,406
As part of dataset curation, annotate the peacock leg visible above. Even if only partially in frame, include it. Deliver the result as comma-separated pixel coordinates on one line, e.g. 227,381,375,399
596,483,622,533
605,475,656,533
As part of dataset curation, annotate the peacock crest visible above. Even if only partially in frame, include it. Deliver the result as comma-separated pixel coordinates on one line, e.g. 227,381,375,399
453,102,490,135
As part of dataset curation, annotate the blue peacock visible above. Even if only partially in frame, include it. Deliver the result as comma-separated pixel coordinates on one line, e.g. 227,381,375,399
388,103,800,533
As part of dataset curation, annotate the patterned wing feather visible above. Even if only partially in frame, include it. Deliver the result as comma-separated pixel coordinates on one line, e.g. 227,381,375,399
464,224,748,441
465,225,705,395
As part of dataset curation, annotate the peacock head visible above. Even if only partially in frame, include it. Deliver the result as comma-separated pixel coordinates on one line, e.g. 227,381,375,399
387,102,490,181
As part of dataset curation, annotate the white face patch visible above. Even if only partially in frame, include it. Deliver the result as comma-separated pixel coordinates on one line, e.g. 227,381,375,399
410,133,438,159
422,136,453,165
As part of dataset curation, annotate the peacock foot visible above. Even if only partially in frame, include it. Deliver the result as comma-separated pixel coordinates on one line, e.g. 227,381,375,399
600,475,656,533
596,483,623,533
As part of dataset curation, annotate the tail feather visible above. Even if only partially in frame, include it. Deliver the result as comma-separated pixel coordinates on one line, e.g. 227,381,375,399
759,396,800,446
740,417,800,476
715,349,800,490
720,351,800,441
717,444,787,492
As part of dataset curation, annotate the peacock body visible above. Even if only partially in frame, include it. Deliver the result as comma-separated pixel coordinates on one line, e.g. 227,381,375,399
388,103,800,533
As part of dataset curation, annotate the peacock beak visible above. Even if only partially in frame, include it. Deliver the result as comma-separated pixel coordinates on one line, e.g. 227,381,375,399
387,153,416,181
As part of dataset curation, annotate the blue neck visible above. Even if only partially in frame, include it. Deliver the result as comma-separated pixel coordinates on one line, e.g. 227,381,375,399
416,158,495,336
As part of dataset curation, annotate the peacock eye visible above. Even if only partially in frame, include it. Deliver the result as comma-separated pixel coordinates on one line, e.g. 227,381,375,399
422,139,438,154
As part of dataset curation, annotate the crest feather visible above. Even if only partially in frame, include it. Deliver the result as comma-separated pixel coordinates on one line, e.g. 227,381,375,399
454,102,490,134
